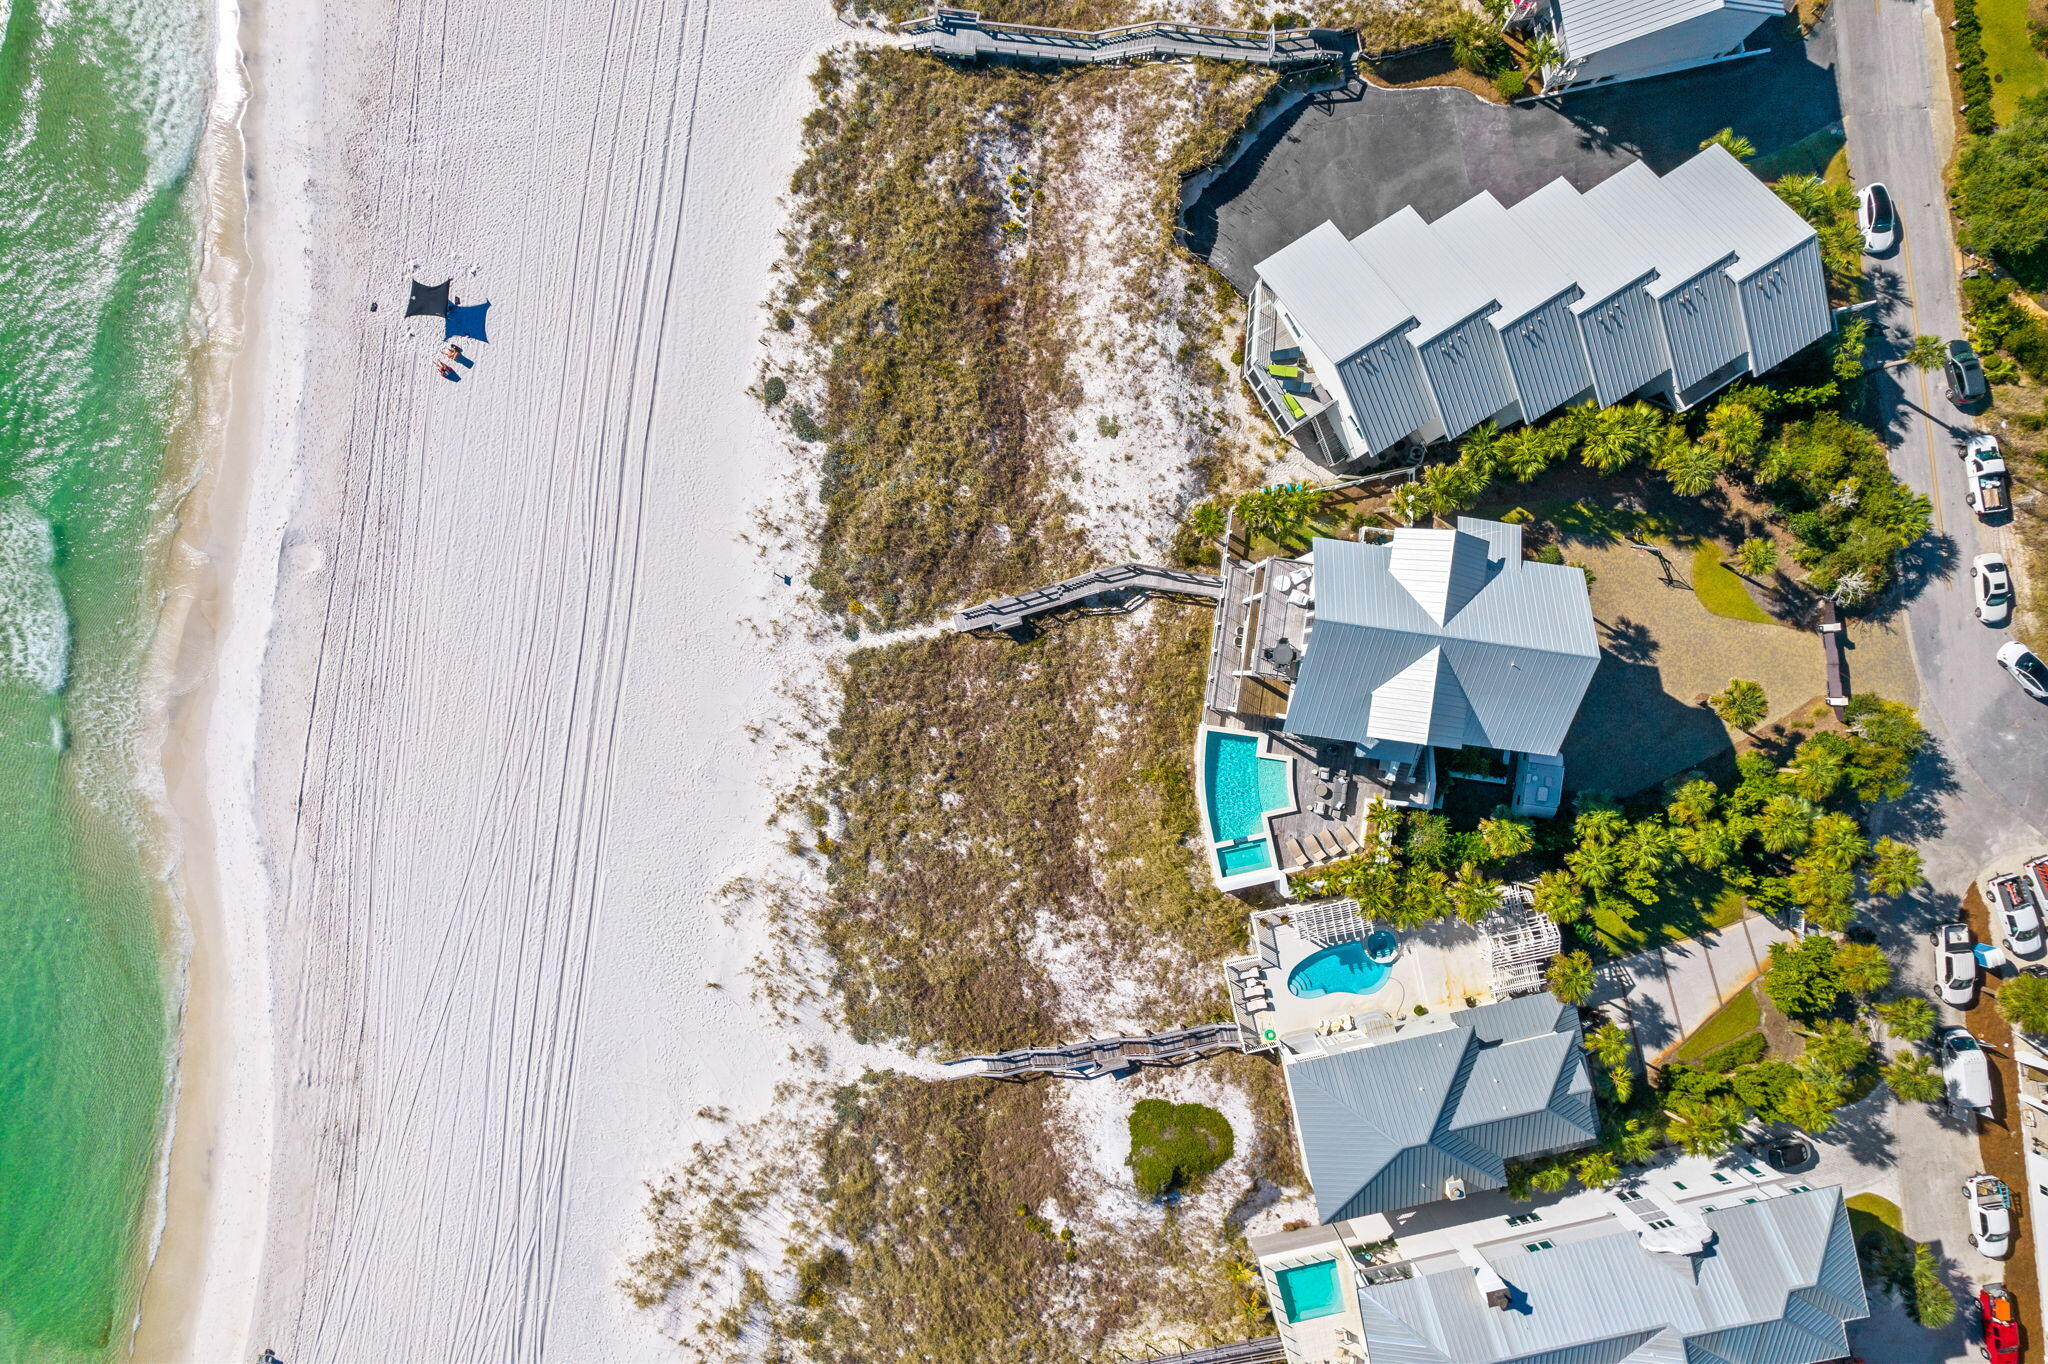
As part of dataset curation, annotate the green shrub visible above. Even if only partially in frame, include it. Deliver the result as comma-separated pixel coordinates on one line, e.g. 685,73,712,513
1493,68,1527,100
1956,106,2048,264
1957,0,1995,135
1696,1032,1769,1074
788,403,823,443
1127,1099,1235,1199
762,375,787,405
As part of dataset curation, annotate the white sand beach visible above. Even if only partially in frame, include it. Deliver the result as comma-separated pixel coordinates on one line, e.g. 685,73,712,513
139,0,896,1356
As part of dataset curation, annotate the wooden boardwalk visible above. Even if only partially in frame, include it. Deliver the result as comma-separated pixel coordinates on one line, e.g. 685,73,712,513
902,7,1355,69
950,562,1223,636
1114,1337,1285,1364
941,1021,1249,1081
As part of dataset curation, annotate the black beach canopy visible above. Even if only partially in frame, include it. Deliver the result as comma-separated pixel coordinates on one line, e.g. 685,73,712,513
444,301,491,343
405,278,453,317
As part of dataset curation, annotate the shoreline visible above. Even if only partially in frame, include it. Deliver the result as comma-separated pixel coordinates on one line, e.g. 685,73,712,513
130,0,289,1349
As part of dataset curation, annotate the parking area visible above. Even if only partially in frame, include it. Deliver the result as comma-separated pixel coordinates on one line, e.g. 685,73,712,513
1187,17,1843,290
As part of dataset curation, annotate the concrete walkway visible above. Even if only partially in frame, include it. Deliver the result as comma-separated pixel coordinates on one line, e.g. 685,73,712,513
1590,915,1796,1064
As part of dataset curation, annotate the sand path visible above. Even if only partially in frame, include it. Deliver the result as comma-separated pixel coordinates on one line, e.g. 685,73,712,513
175,0,868,1356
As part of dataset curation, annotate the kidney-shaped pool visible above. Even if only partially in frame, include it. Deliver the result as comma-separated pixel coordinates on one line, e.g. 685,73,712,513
1286,936,1397,999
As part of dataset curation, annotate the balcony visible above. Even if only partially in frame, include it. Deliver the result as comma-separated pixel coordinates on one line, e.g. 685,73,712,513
1246,287,1354,468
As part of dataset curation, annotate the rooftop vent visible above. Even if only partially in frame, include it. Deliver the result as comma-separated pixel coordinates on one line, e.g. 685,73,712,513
1444,1177,1467,1200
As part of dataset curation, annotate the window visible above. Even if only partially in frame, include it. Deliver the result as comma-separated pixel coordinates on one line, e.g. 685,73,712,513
1523,1240,1554,1253
1506,1212,1542,1227
1741,1165,1764,1178
1789,1184,1811,1194
1710,1173,1731,1185
1671,1181,1686,1191
1743,1197,1759,1204
1645,1218,1675,1230
1615,1189,1644,1203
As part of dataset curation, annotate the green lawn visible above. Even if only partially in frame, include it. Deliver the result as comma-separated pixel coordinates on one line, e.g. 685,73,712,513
1690,543,1775,624
1749,126,1849,181
1983,0,2047,125
1672,985,1762,1062
1588,883,1749,957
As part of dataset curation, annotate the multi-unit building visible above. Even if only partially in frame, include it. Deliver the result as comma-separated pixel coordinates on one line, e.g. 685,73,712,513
1244,144,1832,470
1537,0,1785,95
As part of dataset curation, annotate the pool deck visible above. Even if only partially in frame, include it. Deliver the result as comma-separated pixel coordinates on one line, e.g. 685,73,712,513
1230,912,1496,1047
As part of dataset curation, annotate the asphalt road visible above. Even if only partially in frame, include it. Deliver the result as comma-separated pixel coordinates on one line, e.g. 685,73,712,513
1834,0,2048,1353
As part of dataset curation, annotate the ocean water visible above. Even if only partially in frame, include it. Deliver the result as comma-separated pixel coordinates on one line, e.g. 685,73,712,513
0,0,208,1355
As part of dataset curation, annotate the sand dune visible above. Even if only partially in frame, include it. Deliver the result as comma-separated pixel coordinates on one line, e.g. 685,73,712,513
174,0,868,1356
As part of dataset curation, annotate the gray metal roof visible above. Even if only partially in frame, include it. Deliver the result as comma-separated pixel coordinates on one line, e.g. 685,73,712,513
1357,1186,1868,1364
1552,0,1781,60
1502,179,1660,311
1284,519,1600,756
1285,993,1597,1222
1660,144,1823,280
1583,163,1738,297
1254,221,1415,362
1431,192,1582,326
1351,208,1503,343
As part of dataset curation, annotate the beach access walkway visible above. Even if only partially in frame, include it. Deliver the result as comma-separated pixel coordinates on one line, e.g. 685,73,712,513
903,7,1356,69
1115,1337,1286,1364
949,562,1223,635
939,1021,1249,1081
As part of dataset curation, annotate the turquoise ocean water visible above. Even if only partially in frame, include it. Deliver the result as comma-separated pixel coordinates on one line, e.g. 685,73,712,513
0,0,208,1355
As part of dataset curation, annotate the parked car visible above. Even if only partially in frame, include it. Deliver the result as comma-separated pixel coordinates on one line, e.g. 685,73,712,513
1999,641,2048,702
1948,339,1990,406
1858,182,1898,254
1965,433,2011,517
1975,553,2015,626
1760,1137,1813,1172
1938,921,1980,1007
1967,1173,2015,1258
1992,871,2046,959
1943,1026,1995,1117
1981,1282,2021,1364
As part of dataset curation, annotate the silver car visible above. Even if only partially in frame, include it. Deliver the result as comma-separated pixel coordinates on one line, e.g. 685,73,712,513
1975,553,2014,627
1998,641,2048,702
1938,921,1979,1007
1992,872,2046,959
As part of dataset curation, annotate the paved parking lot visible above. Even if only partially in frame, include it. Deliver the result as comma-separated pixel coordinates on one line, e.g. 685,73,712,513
1187,18,1843,290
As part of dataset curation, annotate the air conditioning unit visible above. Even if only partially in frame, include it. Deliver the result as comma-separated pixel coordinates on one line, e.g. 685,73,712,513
1444,1177,1467,1200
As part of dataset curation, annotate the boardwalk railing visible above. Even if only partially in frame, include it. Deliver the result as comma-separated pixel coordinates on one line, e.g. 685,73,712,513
950,562,1223,635
1111,1337,1286,1364
903,7,1356,69
941,1021,1250,1081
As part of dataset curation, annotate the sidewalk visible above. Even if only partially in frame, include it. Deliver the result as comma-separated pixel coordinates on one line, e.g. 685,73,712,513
1588,915,1796,1063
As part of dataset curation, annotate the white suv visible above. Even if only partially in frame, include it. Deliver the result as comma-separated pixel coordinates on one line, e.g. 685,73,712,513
1937,921,1979,1007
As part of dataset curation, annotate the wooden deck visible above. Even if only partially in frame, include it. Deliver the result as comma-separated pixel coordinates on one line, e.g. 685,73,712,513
950,562,1223,636
940,1021,1250,1081
902,8,1355,69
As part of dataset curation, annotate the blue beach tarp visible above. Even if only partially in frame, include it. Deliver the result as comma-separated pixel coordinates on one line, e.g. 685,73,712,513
444,301,491,343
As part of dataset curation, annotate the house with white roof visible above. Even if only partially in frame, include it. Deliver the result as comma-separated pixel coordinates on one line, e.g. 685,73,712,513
1251,1149,1869,1364
1538,0,1785,95
1243,144,1829,469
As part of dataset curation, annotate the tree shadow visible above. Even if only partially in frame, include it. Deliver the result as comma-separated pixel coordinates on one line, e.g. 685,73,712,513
1872,741,1961,844
1598,616,1659,664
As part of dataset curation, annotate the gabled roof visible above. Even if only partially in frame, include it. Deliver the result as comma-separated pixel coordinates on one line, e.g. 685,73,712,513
1351,207,1503,344
1660,143,1823,280
1254,221,1416,362
1503,179,1660,312
1283,518,1600,756
1431,192,1583,326
1285,994,1597,1222
1355,1186,1867,1364
1552,0,1781,60
1583,163,1739,297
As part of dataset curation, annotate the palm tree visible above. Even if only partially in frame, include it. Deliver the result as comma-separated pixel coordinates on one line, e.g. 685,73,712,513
1876,995,1936,1042
1998,972,2048,1036
1709,678,1769,732
1545,949,1597,1004
1665,779,1718,827
1882,1052,1944,1104
1700,127,1756,161
1705,397,1764,463
1583,1021,1633,1072
1478,816,1534,861
1531,869,1585,924
1734,537,1778,577
1866,837,1924,897
1754,794,1815,854
1525,27,1561,75
1664,1094,1743,1157
1656,433,1724,496
1904,334,1947,371
1573,805,1626,845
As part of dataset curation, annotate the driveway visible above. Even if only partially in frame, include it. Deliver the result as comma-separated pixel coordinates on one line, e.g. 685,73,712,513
1187,18,1842,289
1591,915,1794,1063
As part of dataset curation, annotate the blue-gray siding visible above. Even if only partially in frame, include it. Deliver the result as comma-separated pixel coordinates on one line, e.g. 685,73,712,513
1499,290,1594,423
1418,314,1518,438
1738,238,1833,375
1655,268,1746,392
1574,285,1668,405
1339,335,1436,454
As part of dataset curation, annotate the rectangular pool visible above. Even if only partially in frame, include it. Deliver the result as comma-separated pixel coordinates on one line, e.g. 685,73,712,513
1274,1259,1343,1323
1202,730,1292,843
1218,839,1274,876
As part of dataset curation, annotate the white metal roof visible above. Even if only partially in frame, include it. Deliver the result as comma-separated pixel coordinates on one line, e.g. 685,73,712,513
1502,179,1659,311
1583,162,1738,296
1254,221,1415,362
1661,142,1822,278
1351,208,1502,343
1553,0,1781,59
1430,192,1581,325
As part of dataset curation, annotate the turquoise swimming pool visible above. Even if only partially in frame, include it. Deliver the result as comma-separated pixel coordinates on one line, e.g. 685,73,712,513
1274,1260,1343,1323
1203,730,1292,843
1219,840,1274,876
1287,939,1393,999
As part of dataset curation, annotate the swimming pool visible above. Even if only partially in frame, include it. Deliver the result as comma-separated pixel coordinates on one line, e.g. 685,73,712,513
1287,939,1393,999
1274,1260,1343,1323
1218,840,1274,876
1202,730,1292,844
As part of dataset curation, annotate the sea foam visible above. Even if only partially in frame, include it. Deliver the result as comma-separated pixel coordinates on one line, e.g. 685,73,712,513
0,497,73,694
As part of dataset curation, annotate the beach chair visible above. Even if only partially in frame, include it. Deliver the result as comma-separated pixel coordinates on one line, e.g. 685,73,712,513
1265,363,1302,379
1269,347,1304,365
1313,831,1343,861
1284,836,1312,868
1282,392,1306,420
1332,824,1362,854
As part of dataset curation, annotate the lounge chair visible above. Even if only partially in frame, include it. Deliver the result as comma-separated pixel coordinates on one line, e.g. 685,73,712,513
1282,392,1306,420
1284,836,1312,868
1332,824,1362,854
1265,363,1302,379
1314,830,1344,861
1269,347,1304,364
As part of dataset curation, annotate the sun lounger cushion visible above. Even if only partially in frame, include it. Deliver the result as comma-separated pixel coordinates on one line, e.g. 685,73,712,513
1265,363,1302,378
1282,392,1306,420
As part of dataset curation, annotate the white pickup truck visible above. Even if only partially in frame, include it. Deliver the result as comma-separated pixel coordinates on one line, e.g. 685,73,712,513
1965,433,2011,518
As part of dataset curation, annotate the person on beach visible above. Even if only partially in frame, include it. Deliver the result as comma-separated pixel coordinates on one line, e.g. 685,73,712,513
438,362,459,382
